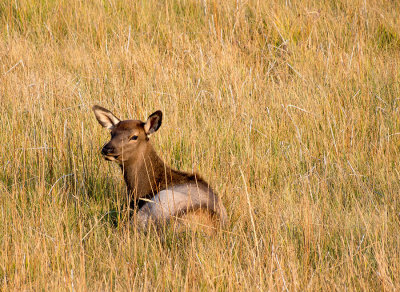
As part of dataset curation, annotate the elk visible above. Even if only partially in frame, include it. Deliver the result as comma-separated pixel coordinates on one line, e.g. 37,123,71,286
92,105,227,231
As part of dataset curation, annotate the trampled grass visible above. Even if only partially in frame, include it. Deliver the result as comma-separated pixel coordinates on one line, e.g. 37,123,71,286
1,0,400,290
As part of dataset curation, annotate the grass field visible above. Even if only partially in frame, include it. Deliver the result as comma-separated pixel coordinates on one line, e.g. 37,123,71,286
1,0,400,290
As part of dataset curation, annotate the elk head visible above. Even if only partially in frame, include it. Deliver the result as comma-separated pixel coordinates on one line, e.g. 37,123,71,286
92,105,162,163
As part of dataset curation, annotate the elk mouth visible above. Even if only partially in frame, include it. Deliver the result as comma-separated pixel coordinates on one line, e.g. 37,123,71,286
103,154,120,161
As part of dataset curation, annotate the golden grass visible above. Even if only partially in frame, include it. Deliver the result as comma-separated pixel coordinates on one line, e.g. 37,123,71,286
1,0,400,290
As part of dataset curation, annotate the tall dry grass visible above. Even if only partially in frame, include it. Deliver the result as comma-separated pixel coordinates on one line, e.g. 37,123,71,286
1,0,400,290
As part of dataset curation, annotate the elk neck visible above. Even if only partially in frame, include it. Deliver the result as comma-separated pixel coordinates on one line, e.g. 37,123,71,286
119,141,209,202
118,142,165,200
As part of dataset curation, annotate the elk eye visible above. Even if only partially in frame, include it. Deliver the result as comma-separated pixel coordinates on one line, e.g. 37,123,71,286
130,135,138,141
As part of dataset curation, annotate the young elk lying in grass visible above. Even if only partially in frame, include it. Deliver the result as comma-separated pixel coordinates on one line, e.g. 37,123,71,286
92,105,227,232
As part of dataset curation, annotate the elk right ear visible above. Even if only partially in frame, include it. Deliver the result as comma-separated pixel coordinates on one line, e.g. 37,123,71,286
144,110,163,136
92,105,121,130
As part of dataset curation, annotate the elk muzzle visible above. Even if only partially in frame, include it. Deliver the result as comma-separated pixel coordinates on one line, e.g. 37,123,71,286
101,144,119,161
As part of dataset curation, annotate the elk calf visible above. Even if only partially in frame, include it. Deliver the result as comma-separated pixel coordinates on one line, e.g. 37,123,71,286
92,105,227,231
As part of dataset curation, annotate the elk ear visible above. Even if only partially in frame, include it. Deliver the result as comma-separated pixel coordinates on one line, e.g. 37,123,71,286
144,110,162,135
92,105,121,130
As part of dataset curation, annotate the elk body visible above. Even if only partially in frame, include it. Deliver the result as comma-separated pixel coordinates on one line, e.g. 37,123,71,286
92,105,227,231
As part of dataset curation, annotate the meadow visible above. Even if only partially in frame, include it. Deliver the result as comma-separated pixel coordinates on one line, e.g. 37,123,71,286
1,0,400,290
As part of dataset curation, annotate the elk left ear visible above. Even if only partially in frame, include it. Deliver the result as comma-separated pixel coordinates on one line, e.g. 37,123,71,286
92,105,121,130
144,110,162,135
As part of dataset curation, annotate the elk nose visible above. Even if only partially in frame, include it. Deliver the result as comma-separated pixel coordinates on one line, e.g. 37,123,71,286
101,146,112,155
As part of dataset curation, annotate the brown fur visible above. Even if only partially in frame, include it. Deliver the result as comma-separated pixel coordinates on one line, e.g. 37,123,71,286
121,143,212,205
92,105,228,230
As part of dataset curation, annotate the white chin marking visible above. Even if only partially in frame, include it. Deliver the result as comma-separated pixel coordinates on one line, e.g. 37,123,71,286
104,156,116,161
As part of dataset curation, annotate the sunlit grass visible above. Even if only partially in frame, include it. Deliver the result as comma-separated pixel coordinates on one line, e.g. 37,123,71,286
1,0,400,290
